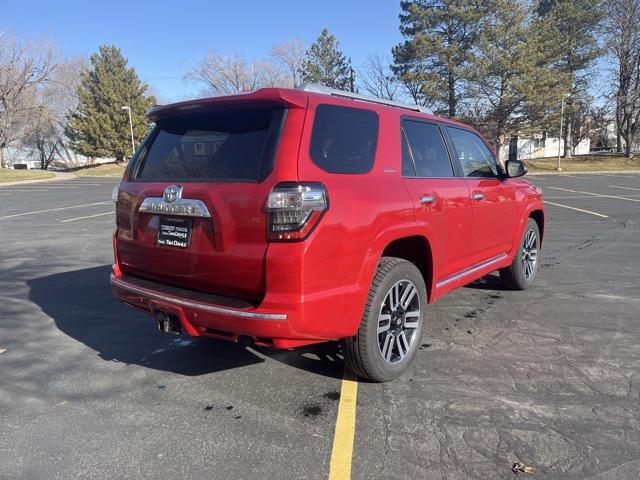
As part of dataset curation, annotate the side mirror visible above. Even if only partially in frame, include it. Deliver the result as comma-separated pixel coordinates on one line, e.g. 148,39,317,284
505,159,527,178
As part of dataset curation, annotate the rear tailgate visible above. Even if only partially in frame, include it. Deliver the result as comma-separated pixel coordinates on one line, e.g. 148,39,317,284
115,101,303,302
116,181,272,302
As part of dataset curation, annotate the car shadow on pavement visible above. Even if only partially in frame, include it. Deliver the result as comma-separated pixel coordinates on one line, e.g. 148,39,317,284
27,265,343,379
463,272,509,291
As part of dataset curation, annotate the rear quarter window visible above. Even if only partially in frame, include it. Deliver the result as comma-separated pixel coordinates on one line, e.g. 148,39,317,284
309,104,378,174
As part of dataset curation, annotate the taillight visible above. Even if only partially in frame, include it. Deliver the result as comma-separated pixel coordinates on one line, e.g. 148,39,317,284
267,183,328,241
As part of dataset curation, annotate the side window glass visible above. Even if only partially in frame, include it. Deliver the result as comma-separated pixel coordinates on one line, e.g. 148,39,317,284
401,130,416,176
401,120,454,177
447,127,498,178
309,104,378,174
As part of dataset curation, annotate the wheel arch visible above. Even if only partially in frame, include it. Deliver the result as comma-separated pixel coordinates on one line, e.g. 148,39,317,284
529,209,545,244
381,236,434,302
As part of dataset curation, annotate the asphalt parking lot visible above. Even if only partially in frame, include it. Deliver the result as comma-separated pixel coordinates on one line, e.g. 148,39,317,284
1,172,639,479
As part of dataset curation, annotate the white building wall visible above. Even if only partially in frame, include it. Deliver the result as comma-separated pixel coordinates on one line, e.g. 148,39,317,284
500,135,591,160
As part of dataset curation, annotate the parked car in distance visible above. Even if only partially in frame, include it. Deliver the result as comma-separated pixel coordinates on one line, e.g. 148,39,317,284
110,84,544,382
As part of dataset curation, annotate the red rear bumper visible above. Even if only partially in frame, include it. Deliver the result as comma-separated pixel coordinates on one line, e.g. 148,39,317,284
110,269,323,349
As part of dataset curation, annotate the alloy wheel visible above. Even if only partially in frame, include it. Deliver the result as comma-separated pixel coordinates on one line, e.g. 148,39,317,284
377,279,421,364
522,229,538,280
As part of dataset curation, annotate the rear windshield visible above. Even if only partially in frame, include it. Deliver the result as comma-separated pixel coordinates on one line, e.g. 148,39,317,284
134,106,285,182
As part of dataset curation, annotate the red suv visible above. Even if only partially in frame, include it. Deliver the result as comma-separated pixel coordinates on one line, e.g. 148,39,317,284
111,84,544,381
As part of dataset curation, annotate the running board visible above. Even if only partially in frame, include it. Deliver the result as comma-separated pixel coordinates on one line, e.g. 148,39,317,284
435,254,508,289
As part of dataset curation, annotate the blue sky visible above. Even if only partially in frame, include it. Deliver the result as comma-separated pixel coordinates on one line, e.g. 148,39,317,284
2,0,404,102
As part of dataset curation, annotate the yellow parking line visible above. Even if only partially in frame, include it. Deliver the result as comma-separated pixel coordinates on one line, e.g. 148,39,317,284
548,186,640,203
0,201,111,220
610,185,640,192
543,201,609,218
328,368,359,480
60,211,113,223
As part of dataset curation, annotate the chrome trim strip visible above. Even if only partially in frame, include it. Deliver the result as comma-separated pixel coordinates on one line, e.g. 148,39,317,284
110,274,287,320
436,253,508,289
139,197,211,218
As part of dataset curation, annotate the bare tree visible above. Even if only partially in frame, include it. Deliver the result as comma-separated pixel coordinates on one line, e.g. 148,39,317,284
0,33,57,167
270,39,306,87
186,41,308,96
20,57,84,169
185,51,263,95
359,53,399,100
605,0,640,158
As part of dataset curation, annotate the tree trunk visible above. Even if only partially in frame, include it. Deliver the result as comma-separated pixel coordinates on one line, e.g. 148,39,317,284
448,71,456,118
626,124,633,158
0,146,5,169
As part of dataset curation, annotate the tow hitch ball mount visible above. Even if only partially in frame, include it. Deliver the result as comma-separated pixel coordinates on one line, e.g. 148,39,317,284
155,311,182,334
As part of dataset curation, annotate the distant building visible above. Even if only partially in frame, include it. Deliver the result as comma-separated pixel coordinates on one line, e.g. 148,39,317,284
500,132,591,161
3,144,115,169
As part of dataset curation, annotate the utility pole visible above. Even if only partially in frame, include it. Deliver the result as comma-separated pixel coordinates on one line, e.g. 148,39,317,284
557,94,570,171
121,106,135,157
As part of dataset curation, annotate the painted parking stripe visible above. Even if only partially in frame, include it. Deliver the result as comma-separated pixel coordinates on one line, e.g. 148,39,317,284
0,189,51,192
543,201,609,218
0,187,71,191
2,185,76,189
0,201,111,220
545,194,640,199
610,185,640,192
0,348,6,354
59,212,113,223
548,187,640,203
328,368,358,480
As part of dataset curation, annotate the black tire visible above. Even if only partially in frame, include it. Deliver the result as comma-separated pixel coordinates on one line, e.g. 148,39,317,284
500,218,540,290
343,257,426,382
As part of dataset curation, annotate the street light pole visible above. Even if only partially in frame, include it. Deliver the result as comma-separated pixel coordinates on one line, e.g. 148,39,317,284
557,97,566,171
121,106,135,157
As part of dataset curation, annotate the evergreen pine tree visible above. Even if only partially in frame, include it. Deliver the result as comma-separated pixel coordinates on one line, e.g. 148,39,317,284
300,29,353,90
536,0,604,157
392,0,488,117
66,45,155,162
468,0,565,160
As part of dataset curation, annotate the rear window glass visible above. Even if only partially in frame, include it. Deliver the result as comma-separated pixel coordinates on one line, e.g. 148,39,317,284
309,104,378,174
402,120,454,177
134,107,285,182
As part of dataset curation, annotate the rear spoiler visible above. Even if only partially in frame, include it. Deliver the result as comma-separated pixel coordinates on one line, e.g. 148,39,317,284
147,88,308,122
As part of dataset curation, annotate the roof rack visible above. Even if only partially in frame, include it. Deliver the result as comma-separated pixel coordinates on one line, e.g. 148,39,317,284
298,83,431,114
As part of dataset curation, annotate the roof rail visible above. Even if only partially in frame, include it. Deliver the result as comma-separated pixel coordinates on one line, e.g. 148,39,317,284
298,83,432,114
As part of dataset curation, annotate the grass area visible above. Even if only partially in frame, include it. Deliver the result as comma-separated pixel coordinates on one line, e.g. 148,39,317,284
68,162,127,177
526,154,640,173
0,168,56,184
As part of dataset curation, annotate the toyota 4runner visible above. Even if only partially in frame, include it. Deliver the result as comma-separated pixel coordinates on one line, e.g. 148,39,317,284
111,84,544,382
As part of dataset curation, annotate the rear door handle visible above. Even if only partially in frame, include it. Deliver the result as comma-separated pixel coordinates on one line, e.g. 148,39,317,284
419,195,436,205
471,193,485,201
